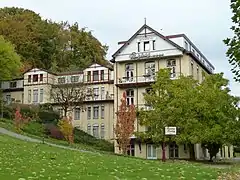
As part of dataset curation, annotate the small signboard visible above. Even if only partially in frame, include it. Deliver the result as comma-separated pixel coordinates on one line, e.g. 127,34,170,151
165,127,177,135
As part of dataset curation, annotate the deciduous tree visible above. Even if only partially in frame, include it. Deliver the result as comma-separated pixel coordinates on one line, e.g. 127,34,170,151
115,92,136,155
138,69,240,161
0,36,21,81
57,116,74,144
224,0,240,82
50,82,88,117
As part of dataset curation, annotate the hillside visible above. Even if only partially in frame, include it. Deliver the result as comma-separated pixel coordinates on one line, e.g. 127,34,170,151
0,134,221,180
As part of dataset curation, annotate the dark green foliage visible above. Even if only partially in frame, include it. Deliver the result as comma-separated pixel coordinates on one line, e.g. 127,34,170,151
22,121,45,137
0,7,108,73
73,128,114,152
224,0,240,82
38,110,59,124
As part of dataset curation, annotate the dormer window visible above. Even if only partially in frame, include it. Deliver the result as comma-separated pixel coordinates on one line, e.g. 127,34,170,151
137,42,141,52
153,40,156,50
144,41,150,51
33,75,38,82
10,81,17,88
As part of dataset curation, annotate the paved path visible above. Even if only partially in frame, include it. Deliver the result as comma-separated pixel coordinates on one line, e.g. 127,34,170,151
0,127,101,155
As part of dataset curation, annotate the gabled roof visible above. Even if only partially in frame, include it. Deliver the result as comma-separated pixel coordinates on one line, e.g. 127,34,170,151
23,68,57,75
112,24,184,58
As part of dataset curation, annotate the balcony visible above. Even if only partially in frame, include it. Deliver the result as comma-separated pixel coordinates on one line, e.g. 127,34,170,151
116,73,178,88
85,92,114,102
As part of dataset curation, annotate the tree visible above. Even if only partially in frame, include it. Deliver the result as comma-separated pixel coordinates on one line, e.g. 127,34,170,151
138,69,240,161
115,92,136,155
0,7,108,72
0,36,21,81
138,69,200,161
50,82,88,117
58,116,74,144
224,0,240,82
196,73,240,161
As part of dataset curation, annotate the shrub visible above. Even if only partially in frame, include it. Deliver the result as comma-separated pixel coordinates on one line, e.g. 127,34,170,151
38,110,59,124
57,116,74,144
45,123,64,140
22,121,45,137
73,128,114,152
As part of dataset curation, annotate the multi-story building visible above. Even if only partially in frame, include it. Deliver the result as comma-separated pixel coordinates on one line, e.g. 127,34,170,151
111,23,233,160
1,63,115,140
0,23,234,160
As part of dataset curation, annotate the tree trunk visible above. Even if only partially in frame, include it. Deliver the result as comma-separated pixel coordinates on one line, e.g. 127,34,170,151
189,143,196,161
162,141,166,162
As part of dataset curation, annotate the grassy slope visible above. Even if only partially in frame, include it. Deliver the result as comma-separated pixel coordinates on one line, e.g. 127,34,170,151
0,118,113,153
0,134,221,180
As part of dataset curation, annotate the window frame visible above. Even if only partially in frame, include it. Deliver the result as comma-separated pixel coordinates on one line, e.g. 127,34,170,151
74,107,81,120
39,89,44,102
144,41,150,51
33,74,38,82
93,71,99,81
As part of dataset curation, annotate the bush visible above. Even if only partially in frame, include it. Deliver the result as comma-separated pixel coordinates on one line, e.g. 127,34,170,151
22,121,45,137
73,128,114,152
38,110,59,124
45,123,64,140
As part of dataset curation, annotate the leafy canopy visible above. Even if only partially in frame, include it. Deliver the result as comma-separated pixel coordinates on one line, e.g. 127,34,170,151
138,69,240,158
224,0,240,82
0,36,21,81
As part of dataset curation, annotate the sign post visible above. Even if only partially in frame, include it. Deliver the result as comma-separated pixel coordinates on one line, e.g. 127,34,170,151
162,127,177,162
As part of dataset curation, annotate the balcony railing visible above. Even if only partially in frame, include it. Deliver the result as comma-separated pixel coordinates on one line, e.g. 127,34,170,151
85,92,114,101
117,73,178,84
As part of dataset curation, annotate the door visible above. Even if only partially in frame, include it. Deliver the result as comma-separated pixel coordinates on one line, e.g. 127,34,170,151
169,142,179,159
147,144,157,159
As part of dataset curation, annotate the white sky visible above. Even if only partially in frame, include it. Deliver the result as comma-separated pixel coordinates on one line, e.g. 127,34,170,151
0,0,239,95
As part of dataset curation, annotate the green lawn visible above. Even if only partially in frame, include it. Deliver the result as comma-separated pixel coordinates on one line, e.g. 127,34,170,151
0,134,223,180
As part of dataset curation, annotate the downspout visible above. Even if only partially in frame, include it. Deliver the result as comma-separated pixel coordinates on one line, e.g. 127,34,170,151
136,61,139,132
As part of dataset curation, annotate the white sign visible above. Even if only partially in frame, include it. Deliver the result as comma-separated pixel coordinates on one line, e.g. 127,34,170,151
129,52,164,60
165,127,177,135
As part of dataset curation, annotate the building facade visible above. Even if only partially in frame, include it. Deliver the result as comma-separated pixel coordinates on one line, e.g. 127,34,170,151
111,24,233,160
0,23,234,160
1,63,115,141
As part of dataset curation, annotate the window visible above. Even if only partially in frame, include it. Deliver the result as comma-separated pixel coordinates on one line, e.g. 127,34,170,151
40,74,43,82
196,66,199,81
101,105,104,119
137,42,141,52
87,107,91,119
28,75,31,83
58,77,65,84
93,125,99,138
28,90,31,103
74,108,80,120
93,87,99,99
40,89,43,102
125,63,134,82
71,76,79,83
33,74,38,82
100,70,104,81
93,106,99,119
100,124,105,139
87,125,91,134
147,144,157,159
184,41,188,50
191,61,194,76
171,66,176,78
153,40,156,50
87,71,91,82
101,87,105,99
169,142,179,159
93,71,99,81
145,62,155,80
6,94,11,105
33,89,38,103
126,89,134,105
167,59,176,67
9,81,17,88
144,41,150,51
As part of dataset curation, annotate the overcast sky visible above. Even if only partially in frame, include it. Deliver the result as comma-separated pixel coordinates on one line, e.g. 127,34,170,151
0,0,239,95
